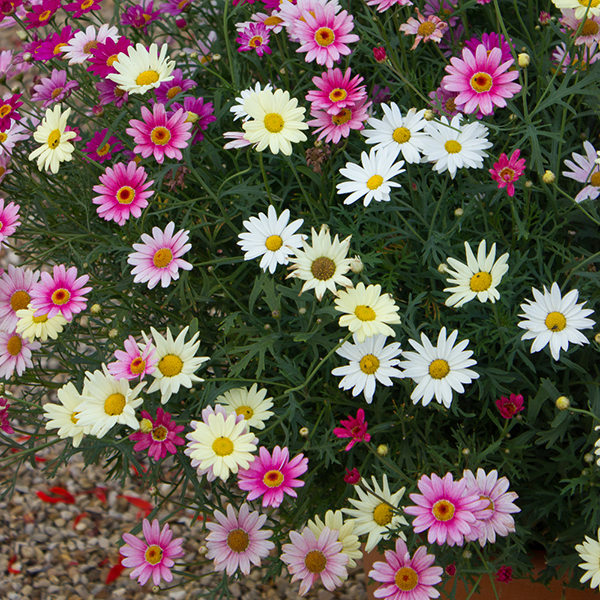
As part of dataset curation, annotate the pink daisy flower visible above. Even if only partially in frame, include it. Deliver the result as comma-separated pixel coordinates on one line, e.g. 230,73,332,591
206,503,275,576
127,221,193,289
560,9,600,46
404,472,486,547
295,3,359,69
0,265,40,332
464,32,513,64
64,0,103,19
160,0,192,15
305,67,367,115
489,149,526,197
0,120,28,156
126,104,193,164
62,24,119,65
237,445,308,508
155,68,197,104
87,36,132,77
366,0,413,13
281,526,349,596
84,129,124,164
563,140,600,203
495,393,524,419
399,9,447,50
0,155,13,184
307,97,371,144
96,79,129,108
279,0,336,42
333,408,371,451
0,198,20,249
0,330,40,379
29,265,92,321
0,93,22,132
24,0,60,29
462,469,520,546
236,23,272,57
129,407,184,461
0,397,14,435
171,96,216,144
31,69,79,109
442,45,521,116
121,0,162,31
36,27,74,62
428,83,461,117
120,519,184,586
369,538,443,600
107,334,158,380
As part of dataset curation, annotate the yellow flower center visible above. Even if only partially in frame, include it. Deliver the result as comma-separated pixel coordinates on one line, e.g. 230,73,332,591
47,129,61,150
153,248,173,268
329,88,347,102
144,545,163,565
71,412,79,424
444,140,462,154
96,143,111,157
7,335,22,356
151,126,171,146
83,40,99,54
140,418,153,433
81,0,94,8
10,290,30,312
51,288,71,306
227,528,250,552
355,305,376,321
39,9,51,20
395,567,419,591
104,393,126,416
479,494,494,510
53,42,67,55
0,104,11,118
579,0,600,7
212,436,234,456
582,18,600,35
167,86,182,99
545,311,567,332
0,132,7,143
373,502,393,526
264,113,284,133
393,126,411,144
359,354,380,374
367,174,384,190
591,172,600,186
315,27,335,46
304,550,327,573
32,313,48,323
263,469,285,487
311,256,336,281
417,21,436,36
51,87,64,100
470,271,492,292
264,15,283,25
235,405,254,420
445,98,457,113
136,70,159,86
117,185,135,204
265,234,283,251
332,109,352,125
470,72,493,93
432,499,455,521
429,358,450,379
106,53,119,66
151,425,168,441
130,357,146,374
248,35,263,48
158,354,183,377
499,167,515,181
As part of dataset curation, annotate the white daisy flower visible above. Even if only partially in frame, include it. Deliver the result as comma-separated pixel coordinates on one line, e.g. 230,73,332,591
399,326,479,408
421,114,492,179
576,528,600,589
518,282,595,361
287,225,353,301
62,24,119,65
331,334,403,403
77,365,146,438
237,206,305,274
443,240,509,308
342,475,408,553
28,105,76,174
336,148,405,207
16,304,67,342
217,383,275,430
185,411,257,481
362,104,428,164
334,282,401,343
143,326,210,404
107,43,175,95
42,382,91,447
231,82,273,121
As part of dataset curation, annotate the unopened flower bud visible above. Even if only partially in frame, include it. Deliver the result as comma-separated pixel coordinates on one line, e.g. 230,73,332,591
271,310,280,319
152,586,161,593
90,304,102,315
198,545,208,555
299,307,307,315
349,255,364,274
207,265,214,273
508,113,517,121
462,550,472,559
525,180,533,188
424,109,435,121
518,53,530,67
16,29,27,41
584,453,594,464
148,485,158,496
10,85,20,94
377,444,389,456
22,52,32,63
314,139,323,148
461,448,470,456
299,426,309,437
556,396,570,410
0,383,4,394
594,332,600,343
438,263,448,274
212,53,221,61
264,323,271,331
185,110,199,124
454,207,463,217
189,52,198,59
108,328,118,338
373,46,387,63
140,418,153,433
176,17,187,28
542,170,555,184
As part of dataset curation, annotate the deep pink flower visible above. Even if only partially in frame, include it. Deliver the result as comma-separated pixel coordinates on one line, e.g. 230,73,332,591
121,0,162,30
155,68,196,104
442,45,521,116
344,467,361,485
0,198,20,248
237,445,308,508
399,8,447,50
404,472,486,547
129,407,184,461
64,0,102,18
445,562,456,576
96,79,129,108
539,11,552,25
84,129,124,164
236,22,272,57
464,32,513,64
24,0,60,29
35,27,74,61
170,96,216,144
0,397,13,435
31,69,79,109
107,334,158,380
495,393,524,419
333,408,371,451
306,67,367,115
0,0,22,25
496,565,512,583
87,36,132,77
369,538,443,600
373,46,387,62
0,94,22,132
307,97,371,144
489,149,526,197
120,519,184,586
29,265,92,321
423,0,458,27
126,104,193,164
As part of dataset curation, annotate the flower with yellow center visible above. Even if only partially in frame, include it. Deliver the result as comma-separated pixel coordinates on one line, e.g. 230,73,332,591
143,325,209,404
399,326,479,408
551,0,600,19
217,383,274,430
16,303,68,342
342,475,408,553
28,104,76,174
43,382,91,448
518,282,595,361
443,240,509,308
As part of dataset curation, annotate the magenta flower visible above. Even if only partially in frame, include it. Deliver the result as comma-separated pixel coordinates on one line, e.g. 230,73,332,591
0,94,22,132
344,467,361,485
31,69,79,109
306,67,367,115
120,519,184,586
206,503,275,576
495,393,524,419
36,27,74,61
236,23,272,57
539,10,552,25
0,198,20,248
333,408,371,451
24,0,60,29
127,221,193,289
96,79,129,108
29,264,92,321
496,565,513,583
155,68,196,104
84,129,124,164
160,0,191,14
442,45,521,116
373,46,387,62
64,0,102,18
171,96,216,144
295,3,359,69
307,97,371,144
129,407,184,461
121,0,161,30
0,265,39,331
489,149,526,197
126,104,193,164
0,331,39,379
399,8,447,50
107,334,158,380
87,36,132,77
369,538,443,600
0,397,14,435
404,472,486,547
237,445,308,508
464,32,513,64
